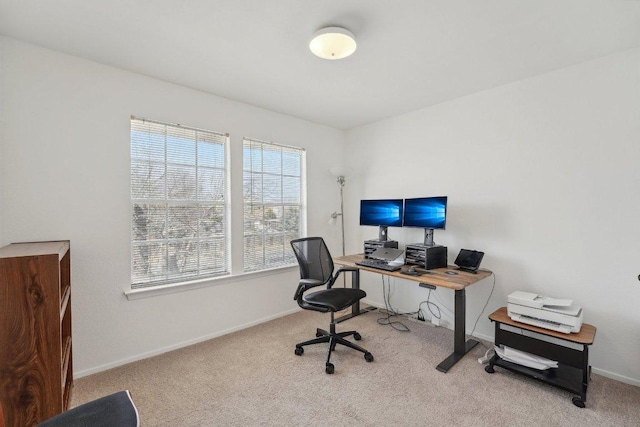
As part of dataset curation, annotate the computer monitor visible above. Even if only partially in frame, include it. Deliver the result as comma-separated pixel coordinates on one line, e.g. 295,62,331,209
359,199,403,241
403,196,447,246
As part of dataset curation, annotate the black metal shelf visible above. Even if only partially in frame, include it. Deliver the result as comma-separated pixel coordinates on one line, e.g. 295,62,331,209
486,307,596,408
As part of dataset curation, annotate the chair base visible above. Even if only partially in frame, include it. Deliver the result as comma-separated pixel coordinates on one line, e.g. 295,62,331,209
294,316,374,374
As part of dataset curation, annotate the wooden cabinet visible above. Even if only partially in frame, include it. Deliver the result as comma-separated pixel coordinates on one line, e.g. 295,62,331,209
0,241,72,426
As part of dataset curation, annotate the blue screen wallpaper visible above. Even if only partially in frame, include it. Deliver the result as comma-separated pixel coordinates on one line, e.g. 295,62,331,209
403,196,447,228
359,199,404,227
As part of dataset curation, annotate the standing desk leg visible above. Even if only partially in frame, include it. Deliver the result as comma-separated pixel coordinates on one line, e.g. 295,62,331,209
335,269,375,323
436,288,480,372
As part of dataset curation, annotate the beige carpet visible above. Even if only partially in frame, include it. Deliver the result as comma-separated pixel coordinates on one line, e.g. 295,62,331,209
72,309,640,426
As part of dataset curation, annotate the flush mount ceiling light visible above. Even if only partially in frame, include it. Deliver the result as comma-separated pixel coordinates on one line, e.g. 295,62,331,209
309,27,357,60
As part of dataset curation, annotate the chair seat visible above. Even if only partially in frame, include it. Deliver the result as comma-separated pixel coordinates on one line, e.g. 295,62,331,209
38,391,139,427
303,288,366,312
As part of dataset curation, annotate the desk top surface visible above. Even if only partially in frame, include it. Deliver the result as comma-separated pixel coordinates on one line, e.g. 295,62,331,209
333,254,492,291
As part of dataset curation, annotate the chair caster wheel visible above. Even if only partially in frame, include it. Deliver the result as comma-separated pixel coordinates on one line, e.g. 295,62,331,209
484,365,495,373
294,347,303,356
353,333,362,341
572,396,585,408
316,331,323,337
364,352,374,362
325,363,335,374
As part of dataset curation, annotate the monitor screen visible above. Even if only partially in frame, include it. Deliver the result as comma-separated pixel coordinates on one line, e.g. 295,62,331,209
359,199,403,227
403,196,447,229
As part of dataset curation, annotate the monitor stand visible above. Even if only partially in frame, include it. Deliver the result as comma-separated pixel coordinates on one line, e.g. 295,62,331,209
423,228,435,246
378,226,389,242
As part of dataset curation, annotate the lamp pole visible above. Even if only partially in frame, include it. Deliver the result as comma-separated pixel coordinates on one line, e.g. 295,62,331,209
337,175,346,257
329,166,352,258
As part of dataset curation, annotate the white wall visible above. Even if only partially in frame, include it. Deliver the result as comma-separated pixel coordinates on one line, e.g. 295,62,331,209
3,34,639,386
345,49,640,385
0,36,346,376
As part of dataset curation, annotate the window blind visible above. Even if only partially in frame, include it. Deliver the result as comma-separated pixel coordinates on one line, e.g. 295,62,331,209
131,118,229,288
243,138,305,272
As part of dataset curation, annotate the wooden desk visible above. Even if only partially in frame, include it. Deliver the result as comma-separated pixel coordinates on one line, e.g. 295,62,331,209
333,254,492,373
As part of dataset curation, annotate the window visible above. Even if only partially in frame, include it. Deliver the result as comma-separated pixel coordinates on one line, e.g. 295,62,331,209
130,117,229,288
243,138,305,272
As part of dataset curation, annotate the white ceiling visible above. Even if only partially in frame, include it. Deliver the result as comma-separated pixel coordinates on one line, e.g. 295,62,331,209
1,1,639,130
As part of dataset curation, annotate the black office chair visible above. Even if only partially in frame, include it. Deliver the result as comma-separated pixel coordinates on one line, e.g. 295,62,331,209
37,391,139,427
290,237,374,374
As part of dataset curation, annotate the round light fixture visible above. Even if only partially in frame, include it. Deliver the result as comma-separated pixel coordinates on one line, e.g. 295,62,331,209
309,27,357,60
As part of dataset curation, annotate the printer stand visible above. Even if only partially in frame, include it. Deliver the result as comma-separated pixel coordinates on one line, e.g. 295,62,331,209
485,307,596,408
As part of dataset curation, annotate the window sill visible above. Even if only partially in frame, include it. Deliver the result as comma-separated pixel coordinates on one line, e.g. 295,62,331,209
124,264,298,300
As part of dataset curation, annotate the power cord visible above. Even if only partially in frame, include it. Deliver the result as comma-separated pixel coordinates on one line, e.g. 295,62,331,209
377,275,412,332
375,270,494,338
377,276,445,331
417,288,441,323
467,272,496,350
478,347,495,364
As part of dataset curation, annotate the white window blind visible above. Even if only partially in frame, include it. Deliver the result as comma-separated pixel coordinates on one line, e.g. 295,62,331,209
243,138,305,272
131,117,229,288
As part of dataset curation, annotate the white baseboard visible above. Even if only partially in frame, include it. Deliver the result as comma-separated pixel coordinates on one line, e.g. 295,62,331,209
591,367,640,387
469,331,493,344
76,303,640,388
74,307,301,378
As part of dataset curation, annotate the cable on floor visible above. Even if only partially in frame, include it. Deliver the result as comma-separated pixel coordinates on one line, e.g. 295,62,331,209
376,275,412,332
417,288,441,322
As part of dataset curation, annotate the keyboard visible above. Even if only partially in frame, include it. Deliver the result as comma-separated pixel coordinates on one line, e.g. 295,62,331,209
355,259,402,272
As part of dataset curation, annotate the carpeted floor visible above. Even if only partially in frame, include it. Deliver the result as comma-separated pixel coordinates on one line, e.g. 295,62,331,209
72,309,640,426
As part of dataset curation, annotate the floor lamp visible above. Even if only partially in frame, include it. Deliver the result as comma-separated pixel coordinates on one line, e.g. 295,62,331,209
329,166,352,257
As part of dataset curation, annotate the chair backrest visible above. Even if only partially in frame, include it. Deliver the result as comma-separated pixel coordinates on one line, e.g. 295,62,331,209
290,237,334,284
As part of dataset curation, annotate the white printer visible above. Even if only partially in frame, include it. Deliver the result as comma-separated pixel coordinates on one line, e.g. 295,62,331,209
507,291,583,334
